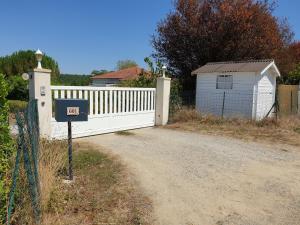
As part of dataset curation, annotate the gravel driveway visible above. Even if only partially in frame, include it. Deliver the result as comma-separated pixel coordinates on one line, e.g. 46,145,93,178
80,128,300,225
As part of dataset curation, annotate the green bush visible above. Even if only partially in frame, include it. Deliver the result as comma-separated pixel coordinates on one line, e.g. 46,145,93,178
7,75,29,101
0,73,14,223
119,57,182,115
8,100,28,113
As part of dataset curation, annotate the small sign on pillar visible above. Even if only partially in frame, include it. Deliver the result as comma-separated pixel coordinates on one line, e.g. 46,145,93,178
55,99,89,180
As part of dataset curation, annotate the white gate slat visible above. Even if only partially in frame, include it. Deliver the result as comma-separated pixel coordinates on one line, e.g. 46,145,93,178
130,91,133,112
126,91,129,112
113,91,117,113
67,90,71,99
100,91,103,114
89,91,94,115
122,91,125,113
134,91,137,112
137,91,140,111
145,91,148,111
104,91,108,114
95,91,99,114
109,90,112,113
118,91,121,113
73,90,77,99
54,90,59,99
60,90,65,99
79,90,83,99
84,90,88,100
147,91,151,111
141,91,144,111
151,91,154,110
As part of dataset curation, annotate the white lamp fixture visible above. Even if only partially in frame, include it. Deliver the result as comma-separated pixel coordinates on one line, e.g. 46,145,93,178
35,49,43,69
22,73,29,80
162,65,167,78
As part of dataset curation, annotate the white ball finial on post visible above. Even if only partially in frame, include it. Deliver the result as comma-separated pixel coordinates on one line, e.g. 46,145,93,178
35,49,43,69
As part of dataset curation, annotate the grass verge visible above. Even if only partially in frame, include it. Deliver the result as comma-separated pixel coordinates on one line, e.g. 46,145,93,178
168,108,300,146
41,142,153,225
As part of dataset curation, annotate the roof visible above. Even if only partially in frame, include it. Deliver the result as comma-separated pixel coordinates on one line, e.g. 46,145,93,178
191,59,280,76
91,66,143,80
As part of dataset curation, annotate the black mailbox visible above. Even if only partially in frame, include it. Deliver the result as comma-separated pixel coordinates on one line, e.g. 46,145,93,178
55,99,88,122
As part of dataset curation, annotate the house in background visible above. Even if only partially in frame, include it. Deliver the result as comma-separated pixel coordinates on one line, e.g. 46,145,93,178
192,59,280,120
91,66,144,87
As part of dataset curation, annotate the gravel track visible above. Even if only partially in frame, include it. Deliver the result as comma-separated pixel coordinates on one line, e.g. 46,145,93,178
79,128,300,225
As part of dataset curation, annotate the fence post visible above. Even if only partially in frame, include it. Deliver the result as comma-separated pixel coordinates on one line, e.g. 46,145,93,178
221,92,226,118
29,67,52,138
155,77,171,126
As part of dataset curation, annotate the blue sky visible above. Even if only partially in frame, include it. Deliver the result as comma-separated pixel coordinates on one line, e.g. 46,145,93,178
0,0,299,74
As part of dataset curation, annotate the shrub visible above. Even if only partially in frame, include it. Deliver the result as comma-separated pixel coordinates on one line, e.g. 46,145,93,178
7,75,29,101
8,100,28,113
0,73,14,223
119,57,183,115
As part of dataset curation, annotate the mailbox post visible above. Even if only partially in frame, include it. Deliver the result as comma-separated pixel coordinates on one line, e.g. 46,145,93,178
55,99,88,180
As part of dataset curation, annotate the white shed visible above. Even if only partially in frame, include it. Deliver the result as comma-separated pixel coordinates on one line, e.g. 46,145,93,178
191,59,280,120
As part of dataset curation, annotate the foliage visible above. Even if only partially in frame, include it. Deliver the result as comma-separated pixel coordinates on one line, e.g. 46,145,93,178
7,75,29,101
0,50,60,78
152,0,295,90
286,63,300,84
116,59,138,70
276,41,300,84
119,57,182,114
91,69,109,75
8,100,28,113
52,74,91,86
0,74,14,223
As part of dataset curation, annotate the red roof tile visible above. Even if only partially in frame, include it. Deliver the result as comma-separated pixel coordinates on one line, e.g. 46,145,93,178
91,66,143,80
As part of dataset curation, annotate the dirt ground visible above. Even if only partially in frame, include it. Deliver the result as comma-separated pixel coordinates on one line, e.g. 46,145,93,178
79,128,300,225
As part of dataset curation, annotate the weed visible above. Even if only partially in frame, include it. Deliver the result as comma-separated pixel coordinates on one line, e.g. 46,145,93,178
169,108,300,146
115,130,135,136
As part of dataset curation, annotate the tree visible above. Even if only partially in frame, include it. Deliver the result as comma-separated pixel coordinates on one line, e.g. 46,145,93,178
286,63,300,84
0,74,14,223
0,50,60,78
152,0,294,90
91,69,109,75
116,59,138,70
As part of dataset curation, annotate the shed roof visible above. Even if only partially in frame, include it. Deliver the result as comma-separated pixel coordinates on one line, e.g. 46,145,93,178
92,66,143,80
191,59,280,76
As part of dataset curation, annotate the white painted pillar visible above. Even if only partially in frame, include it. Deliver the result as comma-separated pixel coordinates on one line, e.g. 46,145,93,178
29,68,52,138
155,77,171,126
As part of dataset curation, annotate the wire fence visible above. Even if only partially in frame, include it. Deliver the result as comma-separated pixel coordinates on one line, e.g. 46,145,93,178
196,91,275,119
6,100,41,225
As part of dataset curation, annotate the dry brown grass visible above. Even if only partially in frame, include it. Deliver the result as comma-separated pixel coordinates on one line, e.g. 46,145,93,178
12,140,152,225
38,140,67,211
41,142,153,225
168,108,300,146
11,140,67,225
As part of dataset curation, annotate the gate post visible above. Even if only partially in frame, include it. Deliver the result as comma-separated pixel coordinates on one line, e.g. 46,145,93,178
155,77,171,125
28,51,52,138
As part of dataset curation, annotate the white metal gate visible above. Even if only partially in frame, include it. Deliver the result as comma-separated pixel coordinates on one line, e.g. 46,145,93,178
50,86,156,139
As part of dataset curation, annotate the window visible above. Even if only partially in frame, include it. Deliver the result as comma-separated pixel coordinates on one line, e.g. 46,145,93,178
216,75,233,89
